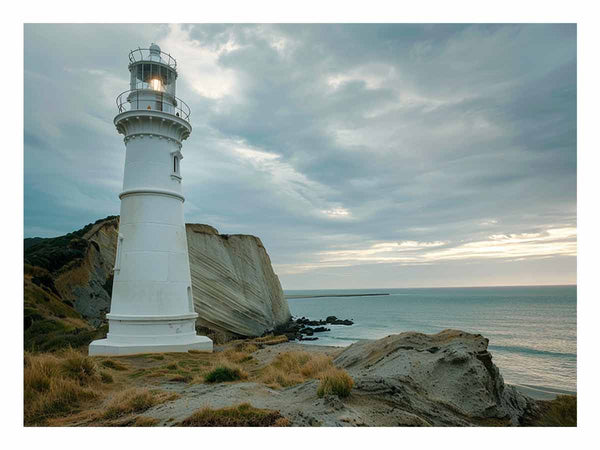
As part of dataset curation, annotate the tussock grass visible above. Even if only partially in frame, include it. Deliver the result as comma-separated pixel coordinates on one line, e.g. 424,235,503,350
133,416,160,427
258,351,335,388
102,388,178,420
180,403,289,427
24,351,99,425
532,395,577,427
59,348,99,384
169,373,194,383
317,368,354,398
100,371,114,384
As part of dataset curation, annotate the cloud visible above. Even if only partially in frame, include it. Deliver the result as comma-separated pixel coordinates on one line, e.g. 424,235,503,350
24,24,577,288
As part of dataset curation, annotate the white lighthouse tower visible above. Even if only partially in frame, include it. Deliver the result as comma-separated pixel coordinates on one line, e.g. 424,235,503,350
89,44,213,355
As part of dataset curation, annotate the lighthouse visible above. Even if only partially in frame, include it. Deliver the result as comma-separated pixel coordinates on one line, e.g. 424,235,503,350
89,44,213,355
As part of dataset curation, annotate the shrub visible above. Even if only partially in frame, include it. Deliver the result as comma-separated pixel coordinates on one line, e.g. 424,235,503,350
204,366,247,383
317,368,354,398
180,403,289,427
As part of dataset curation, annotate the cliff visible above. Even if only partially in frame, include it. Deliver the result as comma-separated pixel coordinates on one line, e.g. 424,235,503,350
24,217,291,338
186,224,291,339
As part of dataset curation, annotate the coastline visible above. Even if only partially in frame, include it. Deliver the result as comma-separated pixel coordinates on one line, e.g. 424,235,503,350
512,384,576,401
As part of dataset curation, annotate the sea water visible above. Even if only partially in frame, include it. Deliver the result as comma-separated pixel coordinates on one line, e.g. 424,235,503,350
286,285,576,393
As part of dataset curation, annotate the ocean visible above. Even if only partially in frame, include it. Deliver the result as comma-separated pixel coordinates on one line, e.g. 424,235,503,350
285,285,576,393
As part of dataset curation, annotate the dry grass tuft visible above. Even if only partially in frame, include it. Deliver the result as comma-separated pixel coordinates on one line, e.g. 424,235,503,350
180,403,290,427
133,416,160,427
169,373,194,383
100,371,114,384
317,368,354,398
258,351,335,389
24,351,99,425
100,359,129,371
102,388,178,420
59,348,99,384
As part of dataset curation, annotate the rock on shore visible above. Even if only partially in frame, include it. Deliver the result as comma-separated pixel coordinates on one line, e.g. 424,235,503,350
334,329,535,426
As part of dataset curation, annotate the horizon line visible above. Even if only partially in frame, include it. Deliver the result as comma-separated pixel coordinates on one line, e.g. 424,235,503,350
282,283,577,291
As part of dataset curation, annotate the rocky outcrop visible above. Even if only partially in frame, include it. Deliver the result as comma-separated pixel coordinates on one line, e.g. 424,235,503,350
25,217,290,336
334,329,535,426
186,224,291,338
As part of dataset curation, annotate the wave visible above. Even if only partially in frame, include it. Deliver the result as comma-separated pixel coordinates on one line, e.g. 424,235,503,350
489,344,576,359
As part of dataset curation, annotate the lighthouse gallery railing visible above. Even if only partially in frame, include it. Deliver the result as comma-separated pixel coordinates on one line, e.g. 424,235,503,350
116,89,191,122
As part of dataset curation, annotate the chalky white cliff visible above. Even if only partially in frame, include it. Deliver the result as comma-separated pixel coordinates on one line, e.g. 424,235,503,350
89,44,212,355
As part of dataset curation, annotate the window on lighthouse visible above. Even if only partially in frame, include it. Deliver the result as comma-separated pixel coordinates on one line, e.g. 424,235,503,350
173,156,179,174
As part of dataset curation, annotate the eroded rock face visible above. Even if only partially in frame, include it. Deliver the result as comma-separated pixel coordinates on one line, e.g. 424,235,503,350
334,329,534,426
186,224,291,338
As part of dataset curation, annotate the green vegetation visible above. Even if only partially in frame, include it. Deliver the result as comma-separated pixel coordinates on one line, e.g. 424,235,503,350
24,266,106,352
24,216,118,272
317,368,354,398
204,366,247,383
180,403,289,427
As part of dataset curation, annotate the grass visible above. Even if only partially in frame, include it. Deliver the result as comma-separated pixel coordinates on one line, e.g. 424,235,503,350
205,366,247,383
24,338,350,426
317,368,354,398
100,371,114,384
102,388,166,420
258,351,335,388
179,403,289,427
24,351,99,425
100,359,129,371
59,349,99,384
530,395,577,427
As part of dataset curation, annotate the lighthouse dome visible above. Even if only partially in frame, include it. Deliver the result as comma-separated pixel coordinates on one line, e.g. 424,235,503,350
149,43,161,55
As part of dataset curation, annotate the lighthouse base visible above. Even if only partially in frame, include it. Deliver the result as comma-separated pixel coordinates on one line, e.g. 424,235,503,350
88,335,213,356
88,313,213,356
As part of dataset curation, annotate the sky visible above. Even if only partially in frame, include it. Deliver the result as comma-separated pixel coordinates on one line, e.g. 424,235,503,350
23,24,577,289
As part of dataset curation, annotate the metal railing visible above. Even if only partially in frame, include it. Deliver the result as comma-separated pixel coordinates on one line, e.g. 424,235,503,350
116,89,191,122
128,47,177,70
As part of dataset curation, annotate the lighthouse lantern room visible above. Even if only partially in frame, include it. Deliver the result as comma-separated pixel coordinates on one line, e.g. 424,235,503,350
89,44,213,355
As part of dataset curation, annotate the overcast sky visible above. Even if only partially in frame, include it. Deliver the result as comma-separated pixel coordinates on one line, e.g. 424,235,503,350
24,24,576,289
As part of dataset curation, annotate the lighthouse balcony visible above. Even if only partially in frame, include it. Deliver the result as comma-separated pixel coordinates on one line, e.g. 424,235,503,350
116,88,191,123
